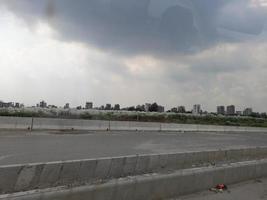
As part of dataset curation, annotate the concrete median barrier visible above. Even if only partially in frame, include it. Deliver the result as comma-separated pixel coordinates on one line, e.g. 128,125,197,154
1,116,267,132
1,159,267,200
0,147,267,195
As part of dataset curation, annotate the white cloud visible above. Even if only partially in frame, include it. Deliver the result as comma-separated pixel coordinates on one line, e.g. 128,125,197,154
0,6,267,112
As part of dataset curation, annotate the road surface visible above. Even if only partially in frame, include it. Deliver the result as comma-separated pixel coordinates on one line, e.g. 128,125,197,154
175,178,267,200
0,130,267,166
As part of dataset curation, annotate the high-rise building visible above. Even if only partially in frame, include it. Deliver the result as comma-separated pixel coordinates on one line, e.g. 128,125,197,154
144,103,151,112
85,102,93,109
114,104,120,110
217,106,225,115
64,103,70,109
105,104,112,110
39,101,47,108
193,104,201,115
157,105,165,113
226,105,235,115
243,108,253,116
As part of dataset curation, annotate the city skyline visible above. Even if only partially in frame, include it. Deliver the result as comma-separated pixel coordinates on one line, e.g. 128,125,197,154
0,99,263,116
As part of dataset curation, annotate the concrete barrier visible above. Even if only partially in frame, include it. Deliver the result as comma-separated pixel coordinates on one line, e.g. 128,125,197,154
0,147,267,195
1,159,267,200
1,116,267,132
0,117,32,130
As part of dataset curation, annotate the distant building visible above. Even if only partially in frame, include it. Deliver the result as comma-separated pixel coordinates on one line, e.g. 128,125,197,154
136,105,145,112
171,107,178,113
0,101,14,108
76,106,82,110
236,111,242,116
48,105,57,109
178,106,186,113
15,103,20,108
114,104,120,110
64,103,70,109
243,108,253,116
39,101,47,108
226,105,235,115
85,102,93,109
193,104,201,115
157,105,165,113
217,106,225,115
144,103,151,112
105,104,112,110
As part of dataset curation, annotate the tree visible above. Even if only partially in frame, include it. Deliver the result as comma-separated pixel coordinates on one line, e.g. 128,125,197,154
149,103,158,112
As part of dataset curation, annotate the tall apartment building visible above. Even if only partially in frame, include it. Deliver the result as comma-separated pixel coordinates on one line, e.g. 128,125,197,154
39,101,47,108
114,104,120,110
193,104,201,115
226,105,235,115
64,103,70,109
157,105,165,113
217,106,225,115
85,102,93,109
144,103,151,112
105,104,112,110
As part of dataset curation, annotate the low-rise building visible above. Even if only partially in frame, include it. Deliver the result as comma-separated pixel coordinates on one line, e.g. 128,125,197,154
236,111,242,116
76,106,82,110
171,107,178,113
0,101,14,108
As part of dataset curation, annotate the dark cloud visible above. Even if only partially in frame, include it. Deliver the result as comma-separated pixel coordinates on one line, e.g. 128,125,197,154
1,0,267,56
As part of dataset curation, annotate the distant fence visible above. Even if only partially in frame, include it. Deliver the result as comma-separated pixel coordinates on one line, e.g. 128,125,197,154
0,116,267,132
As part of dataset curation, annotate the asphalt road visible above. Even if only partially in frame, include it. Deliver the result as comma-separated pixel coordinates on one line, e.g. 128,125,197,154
0,130,267,166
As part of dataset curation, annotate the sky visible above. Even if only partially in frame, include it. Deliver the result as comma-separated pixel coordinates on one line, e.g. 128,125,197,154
0,0,267,112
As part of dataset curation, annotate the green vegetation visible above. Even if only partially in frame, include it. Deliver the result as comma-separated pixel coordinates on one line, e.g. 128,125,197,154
1,109,267,128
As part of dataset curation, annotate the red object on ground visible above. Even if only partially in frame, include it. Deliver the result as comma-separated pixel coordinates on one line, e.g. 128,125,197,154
216,184,227,190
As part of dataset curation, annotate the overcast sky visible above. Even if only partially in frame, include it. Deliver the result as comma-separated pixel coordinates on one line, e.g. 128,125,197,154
0,0,267,112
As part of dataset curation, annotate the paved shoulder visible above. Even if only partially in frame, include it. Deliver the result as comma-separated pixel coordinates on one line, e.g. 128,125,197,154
175,178,267,200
